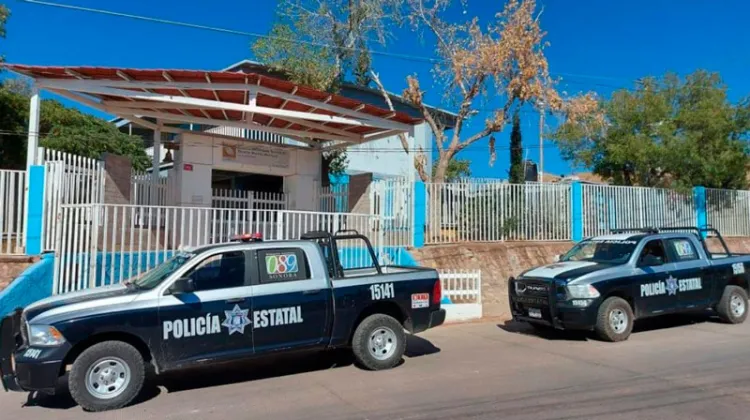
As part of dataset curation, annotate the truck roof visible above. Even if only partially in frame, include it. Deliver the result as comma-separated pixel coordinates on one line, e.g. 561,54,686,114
590,233,647,242
185,238,312,255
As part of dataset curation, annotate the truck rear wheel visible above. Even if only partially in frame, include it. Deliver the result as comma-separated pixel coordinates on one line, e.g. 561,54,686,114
352,313,406,370
717,285,748,324
68,341,146,412
595,297,634,342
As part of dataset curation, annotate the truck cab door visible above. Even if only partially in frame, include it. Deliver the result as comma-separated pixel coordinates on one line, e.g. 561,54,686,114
158,250,254,368
251,245,331,354
664,237,712,309
633,239,679,317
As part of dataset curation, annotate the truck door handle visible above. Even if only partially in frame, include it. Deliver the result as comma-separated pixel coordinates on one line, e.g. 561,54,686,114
226,297,246,304
303,289,321,295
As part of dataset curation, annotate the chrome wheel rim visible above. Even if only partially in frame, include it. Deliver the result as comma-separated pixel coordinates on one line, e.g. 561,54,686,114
731,294,746,317
369,327,397,361
85,357,131,400
609,309,628,334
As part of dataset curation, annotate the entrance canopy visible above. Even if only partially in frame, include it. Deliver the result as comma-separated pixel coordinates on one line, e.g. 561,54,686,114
5,64,422,149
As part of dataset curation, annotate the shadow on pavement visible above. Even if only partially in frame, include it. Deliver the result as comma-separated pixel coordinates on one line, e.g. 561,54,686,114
405,333,441,358
499,312,719,342
632,312,715,333
498,320,590,341
22,372,163,410
23,334,441,410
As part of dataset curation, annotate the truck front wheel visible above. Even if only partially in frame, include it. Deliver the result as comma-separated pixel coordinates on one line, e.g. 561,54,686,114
352,314,406,370
68,341,146,412
717,285,748,324
595,297,634,342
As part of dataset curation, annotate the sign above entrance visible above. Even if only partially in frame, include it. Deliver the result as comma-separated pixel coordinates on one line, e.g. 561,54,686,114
221,143,290,169
183,163,194,171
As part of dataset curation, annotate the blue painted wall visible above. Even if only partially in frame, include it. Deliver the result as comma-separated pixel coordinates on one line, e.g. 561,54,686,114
694,186,707,233
413,181,426,248
25,165,45,256
0,254,55,317
571,181,583,242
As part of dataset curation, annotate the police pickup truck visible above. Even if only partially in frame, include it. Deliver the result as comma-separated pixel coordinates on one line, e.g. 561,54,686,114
0,231,445,412
509,227,750,342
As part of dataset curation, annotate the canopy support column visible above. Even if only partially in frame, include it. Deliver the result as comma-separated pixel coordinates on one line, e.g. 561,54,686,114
26,87,41,169
151,121,162,205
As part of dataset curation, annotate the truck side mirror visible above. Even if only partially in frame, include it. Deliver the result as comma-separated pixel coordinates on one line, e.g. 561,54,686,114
168,278,195,295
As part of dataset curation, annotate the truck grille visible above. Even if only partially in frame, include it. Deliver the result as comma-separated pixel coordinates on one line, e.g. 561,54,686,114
514,280,550,297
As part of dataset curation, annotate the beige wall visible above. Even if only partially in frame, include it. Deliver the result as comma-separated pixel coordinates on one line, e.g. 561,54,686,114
175,133,322,210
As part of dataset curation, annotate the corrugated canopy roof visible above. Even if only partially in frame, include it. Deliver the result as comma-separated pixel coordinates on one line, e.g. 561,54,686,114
5,64,422,148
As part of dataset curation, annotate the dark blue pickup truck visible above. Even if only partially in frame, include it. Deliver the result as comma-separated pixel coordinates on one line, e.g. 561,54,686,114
509,226,750,342
0,231,445,412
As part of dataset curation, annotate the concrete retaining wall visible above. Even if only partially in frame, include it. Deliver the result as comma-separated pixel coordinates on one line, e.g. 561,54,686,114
411,242,575,319
0,255,38,292
410,237,750,319
0,254,54,317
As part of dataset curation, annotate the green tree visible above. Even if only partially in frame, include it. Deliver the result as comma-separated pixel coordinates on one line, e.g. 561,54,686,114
0,82,150,170
508,111,524,183
553,70,750,190
252,1,402,176
433,158,471,182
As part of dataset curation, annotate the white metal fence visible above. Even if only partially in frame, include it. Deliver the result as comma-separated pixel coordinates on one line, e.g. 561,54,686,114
212,188,288,211
52,204,396,294
581,184,695,237
320,184,349,213
439,269,482,322
706,188,750,237
131,171,176,207
425,182,571,243
371,178,414,247
0,170,26,254
40,148,105,252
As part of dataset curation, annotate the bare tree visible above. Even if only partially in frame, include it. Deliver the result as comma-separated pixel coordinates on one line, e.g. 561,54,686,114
371,0,598,183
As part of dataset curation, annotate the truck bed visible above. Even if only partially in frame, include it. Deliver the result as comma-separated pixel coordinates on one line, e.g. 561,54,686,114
340,265,437,279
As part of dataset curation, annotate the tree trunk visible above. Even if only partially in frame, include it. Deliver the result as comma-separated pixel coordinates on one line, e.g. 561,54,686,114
432,151,455,184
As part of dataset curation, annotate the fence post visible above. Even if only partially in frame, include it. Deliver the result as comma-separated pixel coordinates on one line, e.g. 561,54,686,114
25,165,46,256
571,181,583,242
413,181,426,248
694,186,707,233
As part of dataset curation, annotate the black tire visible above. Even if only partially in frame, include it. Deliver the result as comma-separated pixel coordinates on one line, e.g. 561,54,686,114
594,297,634,342
351,314,406,371
717,285,749,324
68,341,146,412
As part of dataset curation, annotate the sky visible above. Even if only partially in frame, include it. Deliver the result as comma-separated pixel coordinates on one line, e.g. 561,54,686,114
3,0,750,179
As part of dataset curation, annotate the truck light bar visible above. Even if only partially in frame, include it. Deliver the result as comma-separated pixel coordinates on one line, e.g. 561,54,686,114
231,233,263,242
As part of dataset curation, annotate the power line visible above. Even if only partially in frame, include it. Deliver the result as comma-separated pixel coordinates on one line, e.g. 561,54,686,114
19,0,659,91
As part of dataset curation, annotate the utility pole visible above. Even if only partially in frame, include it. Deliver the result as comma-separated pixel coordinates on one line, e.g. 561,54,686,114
538,102,544,183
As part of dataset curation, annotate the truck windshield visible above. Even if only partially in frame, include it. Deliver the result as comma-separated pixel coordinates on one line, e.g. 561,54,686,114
561,239,637,264
130,252,196,290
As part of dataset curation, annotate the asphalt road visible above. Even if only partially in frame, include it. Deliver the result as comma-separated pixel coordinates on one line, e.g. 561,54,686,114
4,315,750,419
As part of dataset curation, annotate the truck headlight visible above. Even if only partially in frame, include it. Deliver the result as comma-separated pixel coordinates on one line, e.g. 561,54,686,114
565,284,600,299
28,325,66,347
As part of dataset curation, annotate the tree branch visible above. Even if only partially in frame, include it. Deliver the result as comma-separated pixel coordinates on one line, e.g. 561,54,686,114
370,70,411,155
371,70,431,182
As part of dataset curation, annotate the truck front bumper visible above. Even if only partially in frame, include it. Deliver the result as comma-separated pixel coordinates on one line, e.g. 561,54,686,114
1,311,64,394
508,277,599,331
